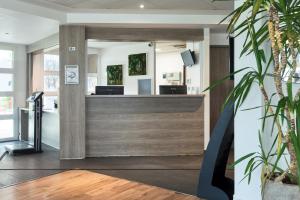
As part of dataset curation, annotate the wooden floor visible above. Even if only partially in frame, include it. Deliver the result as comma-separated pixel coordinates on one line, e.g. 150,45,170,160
0,143,208,195
0,170,201,200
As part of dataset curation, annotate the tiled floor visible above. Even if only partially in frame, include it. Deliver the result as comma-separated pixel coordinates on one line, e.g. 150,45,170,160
0,142,233,195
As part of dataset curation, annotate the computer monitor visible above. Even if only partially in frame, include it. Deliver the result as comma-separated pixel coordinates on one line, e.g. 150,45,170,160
95,86,124,95
159,85,187,95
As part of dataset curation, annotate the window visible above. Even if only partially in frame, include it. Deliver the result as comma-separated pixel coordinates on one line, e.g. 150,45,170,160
42,50,59,110
0,73,13,91
0,50,13,68
44,54,59,71
0,49,15,140
33,50,60,110
0,120,14,139
44,75,59,92
0,97,13,115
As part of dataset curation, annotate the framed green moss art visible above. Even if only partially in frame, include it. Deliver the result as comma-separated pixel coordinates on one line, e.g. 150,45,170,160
128,53,147,76
107,65,123,85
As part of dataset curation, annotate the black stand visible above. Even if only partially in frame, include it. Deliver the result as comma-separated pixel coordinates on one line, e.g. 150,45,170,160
197,102,234,200
183,65,186,86
5,92,43,155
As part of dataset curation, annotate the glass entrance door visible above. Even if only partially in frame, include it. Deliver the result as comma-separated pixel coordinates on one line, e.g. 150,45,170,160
0,49,16,141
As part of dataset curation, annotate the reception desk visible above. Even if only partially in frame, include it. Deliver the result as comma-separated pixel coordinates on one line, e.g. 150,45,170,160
85,95,204,157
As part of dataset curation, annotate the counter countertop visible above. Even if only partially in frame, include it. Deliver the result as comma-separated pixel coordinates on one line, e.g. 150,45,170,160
86,95,205,98
43,109,59,114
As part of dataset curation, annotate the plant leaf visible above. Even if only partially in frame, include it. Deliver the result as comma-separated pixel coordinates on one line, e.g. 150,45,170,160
203,67,250,92
252,0,263,17
229,152,256,169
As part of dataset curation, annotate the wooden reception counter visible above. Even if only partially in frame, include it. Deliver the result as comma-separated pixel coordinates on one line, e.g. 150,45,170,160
85,95,204,157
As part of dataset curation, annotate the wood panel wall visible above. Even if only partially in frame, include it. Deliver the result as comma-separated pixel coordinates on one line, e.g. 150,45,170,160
210,46,233,132
32,53,44,92
59,25,87,159
86,27,203,41
86,96,204,157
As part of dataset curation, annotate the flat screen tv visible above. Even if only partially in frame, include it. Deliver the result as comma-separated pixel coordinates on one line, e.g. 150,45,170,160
159,85,187,95
95,86,124,95
181,50,195,66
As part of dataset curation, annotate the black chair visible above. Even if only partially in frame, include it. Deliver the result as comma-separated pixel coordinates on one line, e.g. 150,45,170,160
197,102,234,200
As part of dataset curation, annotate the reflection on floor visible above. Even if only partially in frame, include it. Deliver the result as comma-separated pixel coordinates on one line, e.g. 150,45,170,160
0,142,234,195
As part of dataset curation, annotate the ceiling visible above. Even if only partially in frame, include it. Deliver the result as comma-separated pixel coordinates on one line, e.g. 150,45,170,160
0,8,59,44
19,0,233,11
0,0,232,45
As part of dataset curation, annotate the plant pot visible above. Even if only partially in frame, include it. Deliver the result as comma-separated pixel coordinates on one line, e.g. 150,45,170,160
263,181,300,200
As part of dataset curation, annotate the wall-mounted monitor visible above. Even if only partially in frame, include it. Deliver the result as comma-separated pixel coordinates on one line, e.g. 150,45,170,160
159,85,187,95
181,50,195,67
95,86,124,95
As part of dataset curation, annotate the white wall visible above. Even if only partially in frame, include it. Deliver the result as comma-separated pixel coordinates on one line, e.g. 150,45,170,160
186,41,202,94
11,45,27,110
99,43,155,95
210,33,229,46
186,37,211,150
0,42,27,139
155,51,183,94
234,1,263,200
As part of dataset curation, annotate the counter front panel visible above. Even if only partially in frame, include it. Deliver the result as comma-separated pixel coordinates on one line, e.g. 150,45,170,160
86,95,204,157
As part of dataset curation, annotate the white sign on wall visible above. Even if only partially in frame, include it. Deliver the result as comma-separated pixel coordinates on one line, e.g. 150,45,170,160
65,65,79,84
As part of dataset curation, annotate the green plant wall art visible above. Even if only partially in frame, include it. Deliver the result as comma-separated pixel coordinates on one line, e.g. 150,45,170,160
128,53,147,76
107,65,123,85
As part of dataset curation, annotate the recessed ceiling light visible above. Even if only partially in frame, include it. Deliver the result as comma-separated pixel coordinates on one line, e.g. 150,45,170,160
140,4,145,9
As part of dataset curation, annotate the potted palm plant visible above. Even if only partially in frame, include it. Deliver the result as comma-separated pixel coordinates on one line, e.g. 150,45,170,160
208,0,300,199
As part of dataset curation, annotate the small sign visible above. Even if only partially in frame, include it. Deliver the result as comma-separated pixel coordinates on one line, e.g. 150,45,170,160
65,65,79,84
68,47,76,52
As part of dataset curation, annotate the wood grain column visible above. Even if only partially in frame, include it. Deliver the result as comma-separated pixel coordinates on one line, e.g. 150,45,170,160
59,25,86,159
